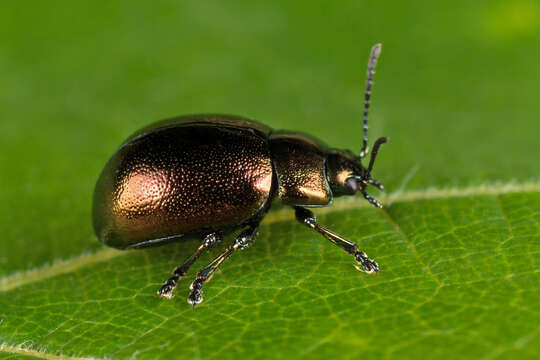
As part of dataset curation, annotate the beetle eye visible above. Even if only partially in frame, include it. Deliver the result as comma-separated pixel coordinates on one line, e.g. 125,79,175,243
345,177,359,194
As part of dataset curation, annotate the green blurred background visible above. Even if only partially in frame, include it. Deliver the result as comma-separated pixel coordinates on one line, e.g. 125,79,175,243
1,0,539,357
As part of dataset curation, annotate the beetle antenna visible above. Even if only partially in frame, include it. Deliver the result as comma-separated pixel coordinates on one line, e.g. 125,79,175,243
366,137,388,176
360,43,382,159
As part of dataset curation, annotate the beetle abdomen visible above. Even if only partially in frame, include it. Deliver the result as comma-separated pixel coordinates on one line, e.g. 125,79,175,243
93,121,274,249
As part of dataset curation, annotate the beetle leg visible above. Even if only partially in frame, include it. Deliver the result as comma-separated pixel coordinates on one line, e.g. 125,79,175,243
294,206,379,274
187,224,259,306
157,232,222,299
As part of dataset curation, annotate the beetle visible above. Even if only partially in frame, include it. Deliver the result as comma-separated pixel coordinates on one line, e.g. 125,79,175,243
93,44,388,306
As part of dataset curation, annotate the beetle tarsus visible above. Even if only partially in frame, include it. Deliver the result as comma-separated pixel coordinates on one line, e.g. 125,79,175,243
354,250,379,274
295,206,380,273
157,232,221,299
158,279,179,299
187,278,204,306
186,224,260,306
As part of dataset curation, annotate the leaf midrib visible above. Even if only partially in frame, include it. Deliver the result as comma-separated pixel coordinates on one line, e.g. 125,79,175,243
1,180,539,293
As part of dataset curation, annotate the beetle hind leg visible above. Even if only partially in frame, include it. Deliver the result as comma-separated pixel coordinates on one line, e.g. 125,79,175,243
187,223,260,306
157,232,222,299
294,206,379,274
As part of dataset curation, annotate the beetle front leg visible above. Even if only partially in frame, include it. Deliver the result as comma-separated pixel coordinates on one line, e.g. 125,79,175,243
157,232,222,299
187,224,260,306
294,206,379,273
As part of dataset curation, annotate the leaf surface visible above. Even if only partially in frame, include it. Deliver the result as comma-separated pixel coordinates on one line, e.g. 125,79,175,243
1,0,540,359
2,188,540,359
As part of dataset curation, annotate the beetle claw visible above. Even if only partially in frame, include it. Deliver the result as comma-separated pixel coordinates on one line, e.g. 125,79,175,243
187,294,203,306
354,251,379,274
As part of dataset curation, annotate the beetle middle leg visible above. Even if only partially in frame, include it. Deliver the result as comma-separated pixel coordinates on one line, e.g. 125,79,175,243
294,206,379,273
157,232,222,299
187,223,260,306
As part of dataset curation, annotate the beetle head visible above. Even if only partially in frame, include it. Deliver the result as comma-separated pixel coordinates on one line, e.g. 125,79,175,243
326,137,387,208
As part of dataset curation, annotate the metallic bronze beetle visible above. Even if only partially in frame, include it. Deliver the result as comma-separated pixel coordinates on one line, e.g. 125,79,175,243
93,44,388,306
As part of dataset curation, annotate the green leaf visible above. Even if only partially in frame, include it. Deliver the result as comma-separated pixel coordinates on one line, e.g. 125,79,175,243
2,0,540,359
